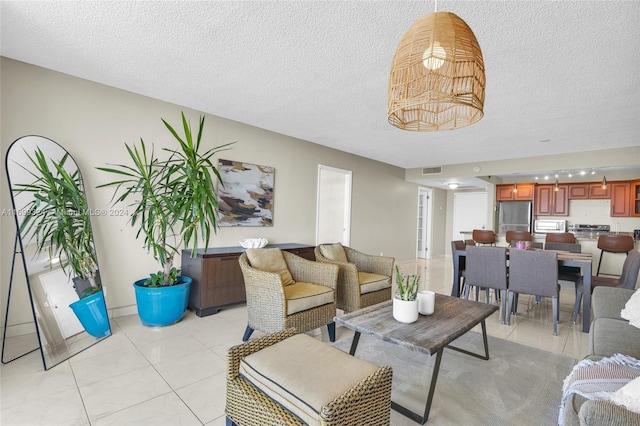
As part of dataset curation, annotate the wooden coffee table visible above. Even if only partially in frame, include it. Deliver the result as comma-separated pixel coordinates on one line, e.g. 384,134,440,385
334,294,499,424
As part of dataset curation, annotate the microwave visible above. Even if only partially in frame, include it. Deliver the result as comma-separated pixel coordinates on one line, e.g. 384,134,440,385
534,219,567,233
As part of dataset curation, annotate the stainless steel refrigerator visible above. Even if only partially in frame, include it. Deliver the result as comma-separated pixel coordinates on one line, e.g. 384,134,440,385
496,201,532,233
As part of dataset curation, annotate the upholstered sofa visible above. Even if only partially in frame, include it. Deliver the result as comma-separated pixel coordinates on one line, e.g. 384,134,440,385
563,287,640,426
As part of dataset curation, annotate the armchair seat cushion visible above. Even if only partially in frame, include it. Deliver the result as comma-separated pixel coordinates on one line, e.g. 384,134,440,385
284,282,335,315
358,272,391,294
239,334,379,425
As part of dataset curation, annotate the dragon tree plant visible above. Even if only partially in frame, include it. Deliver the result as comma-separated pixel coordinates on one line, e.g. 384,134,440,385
14,148,99,294
97,112,233,286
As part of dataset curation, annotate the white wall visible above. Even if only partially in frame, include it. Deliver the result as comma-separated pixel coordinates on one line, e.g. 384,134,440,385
1,58,420,324
547,199,640,232
428,187,448,256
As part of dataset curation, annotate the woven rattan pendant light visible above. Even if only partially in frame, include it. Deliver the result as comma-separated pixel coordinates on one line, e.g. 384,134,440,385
387,11,485,131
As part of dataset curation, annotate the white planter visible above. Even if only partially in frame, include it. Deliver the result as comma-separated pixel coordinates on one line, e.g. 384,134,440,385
393,297,419,323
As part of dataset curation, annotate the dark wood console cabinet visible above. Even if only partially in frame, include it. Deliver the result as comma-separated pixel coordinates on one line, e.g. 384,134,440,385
181,243,315,317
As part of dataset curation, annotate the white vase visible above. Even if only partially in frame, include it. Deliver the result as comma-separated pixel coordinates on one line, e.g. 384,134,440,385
393,297,419,323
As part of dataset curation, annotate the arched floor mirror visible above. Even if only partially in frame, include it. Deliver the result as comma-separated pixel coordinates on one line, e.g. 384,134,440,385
3,135,111,370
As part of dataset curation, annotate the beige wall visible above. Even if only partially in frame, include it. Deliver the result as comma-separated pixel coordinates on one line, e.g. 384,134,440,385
1,58,420,323
427,187,448,257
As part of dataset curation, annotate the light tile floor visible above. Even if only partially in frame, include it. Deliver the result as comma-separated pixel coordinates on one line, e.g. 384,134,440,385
1,256,590,425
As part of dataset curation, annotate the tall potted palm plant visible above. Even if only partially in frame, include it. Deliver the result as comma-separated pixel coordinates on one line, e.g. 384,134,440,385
97,112,232,326
15,148,109,337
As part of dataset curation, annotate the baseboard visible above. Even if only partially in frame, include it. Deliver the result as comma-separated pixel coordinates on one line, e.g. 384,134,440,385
110,305,137,318
4,321,37,338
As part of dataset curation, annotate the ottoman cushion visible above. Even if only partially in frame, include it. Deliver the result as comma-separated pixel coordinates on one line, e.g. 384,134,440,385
239,333,379,425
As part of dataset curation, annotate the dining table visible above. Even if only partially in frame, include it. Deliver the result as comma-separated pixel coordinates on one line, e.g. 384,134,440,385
451,246,594,333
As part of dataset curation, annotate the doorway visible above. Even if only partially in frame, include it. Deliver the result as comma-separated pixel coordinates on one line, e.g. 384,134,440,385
417,187,432,259
316,165,352,245
452,192,489,241
38,269,84,339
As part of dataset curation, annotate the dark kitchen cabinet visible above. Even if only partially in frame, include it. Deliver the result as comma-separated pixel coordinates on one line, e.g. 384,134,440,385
496,183,534,201
568,184,588,199
610,182,631,217
535,184,569,216
568,182,610,199
633,180,640,217
496,185,515,201
181,243,315,316
588,183,611,199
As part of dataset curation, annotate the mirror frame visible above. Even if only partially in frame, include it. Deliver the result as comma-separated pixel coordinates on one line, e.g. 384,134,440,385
2,135,111,370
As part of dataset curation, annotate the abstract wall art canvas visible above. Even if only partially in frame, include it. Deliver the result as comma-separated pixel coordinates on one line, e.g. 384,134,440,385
217,160,274,226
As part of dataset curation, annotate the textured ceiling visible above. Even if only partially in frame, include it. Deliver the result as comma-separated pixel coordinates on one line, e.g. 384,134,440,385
1,1,639,176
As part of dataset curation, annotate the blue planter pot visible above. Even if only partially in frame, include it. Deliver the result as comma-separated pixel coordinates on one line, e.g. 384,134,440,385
133,276,192,327
69,291,111,338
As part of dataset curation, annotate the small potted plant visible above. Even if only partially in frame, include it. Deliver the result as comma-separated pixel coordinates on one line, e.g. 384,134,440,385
15,148,109,338
393,265,421,323
97,112,233,326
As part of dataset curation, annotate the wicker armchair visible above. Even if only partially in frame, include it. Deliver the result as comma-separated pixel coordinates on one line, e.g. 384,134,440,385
314,244,394,313
239,250,339,342
225,329,393,426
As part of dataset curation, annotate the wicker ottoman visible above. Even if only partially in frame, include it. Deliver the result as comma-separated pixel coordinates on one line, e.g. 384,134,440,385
225,329,393,426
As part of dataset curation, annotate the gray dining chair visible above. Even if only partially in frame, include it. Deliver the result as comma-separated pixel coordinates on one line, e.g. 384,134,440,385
451,240,467,297
463,246,508,323
573,249,640,324
507,249,560,335
545,242,583,323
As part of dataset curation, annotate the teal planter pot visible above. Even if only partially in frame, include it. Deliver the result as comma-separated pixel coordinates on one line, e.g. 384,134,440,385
69,291,111,338
133,277,192,327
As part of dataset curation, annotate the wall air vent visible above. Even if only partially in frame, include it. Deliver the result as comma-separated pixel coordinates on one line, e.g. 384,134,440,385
421,166,442,175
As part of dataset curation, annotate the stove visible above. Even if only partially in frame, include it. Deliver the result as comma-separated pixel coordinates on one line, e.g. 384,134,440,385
568,224,611,236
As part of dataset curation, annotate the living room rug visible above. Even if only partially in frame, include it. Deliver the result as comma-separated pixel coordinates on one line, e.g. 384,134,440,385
333,331,577,425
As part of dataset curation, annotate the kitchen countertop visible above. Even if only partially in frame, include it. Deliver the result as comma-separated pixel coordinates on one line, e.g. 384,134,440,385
538,232,637,241
460,231,639,242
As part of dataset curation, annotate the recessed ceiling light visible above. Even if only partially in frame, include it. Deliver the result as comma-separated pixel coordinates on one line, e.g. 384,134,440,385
448,183,459,189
